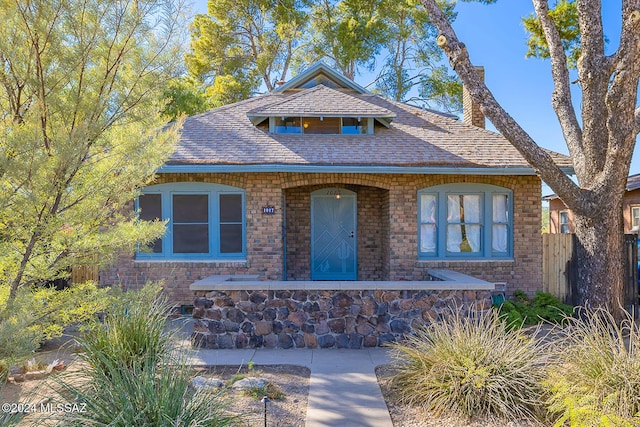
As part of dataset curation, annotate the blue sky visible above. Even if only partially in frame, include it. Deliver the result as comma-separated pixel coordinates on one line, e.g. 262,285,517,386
189,1,638,185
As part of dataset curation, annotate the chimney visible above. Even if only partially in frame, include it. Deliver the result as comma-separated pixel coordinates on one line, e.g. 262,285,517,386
462,66,485,129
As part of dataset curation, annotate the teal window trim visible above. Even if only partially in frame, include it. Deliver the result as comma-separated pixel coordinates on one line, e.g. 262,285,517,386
136,182,246,260
418,183,513,260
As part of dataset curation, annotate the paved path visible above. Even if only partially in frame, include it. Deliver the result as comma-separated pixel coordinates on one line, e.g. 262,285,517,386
189,348,394,427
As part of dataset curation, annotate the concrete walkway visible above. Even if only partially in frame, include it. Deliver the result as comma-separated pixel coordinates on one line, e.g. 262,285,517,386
189,348,394,427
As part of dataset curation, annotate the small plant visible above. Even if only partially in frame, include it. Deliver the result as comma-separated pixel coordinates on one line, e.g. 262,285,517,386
244,382,285,401
53,284,236,426
389,308,549,423
495,290,573,329
545,309,640,426
23,358,47,372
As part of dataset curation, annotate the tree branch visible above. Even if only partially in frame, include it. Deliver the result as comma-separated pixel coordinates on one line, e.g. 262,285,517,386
531,0,584,174
419,0,584,210
575,0,609,177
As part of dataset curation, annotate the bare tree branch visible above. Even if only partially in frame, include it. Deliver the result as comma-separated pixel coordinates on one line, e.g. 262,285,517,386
531,0,584,175
419,0,584,211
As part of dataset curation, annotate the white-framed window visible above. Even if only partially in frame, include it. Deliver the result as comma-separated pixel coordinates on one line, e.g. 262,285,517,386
418,183,513,259
136,182,245,260
559,210,570,234
632,206,640,231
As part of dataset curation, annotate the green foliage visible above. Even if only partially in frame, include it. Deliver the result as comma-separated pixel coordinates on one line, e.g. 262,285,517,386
389,309,548,423
78,283,170,373
495,290,574,329
0,0,184,302
0,281,111,370
163,77,211,121
54,285,235,426
185,0,307,100
244,382,286,401
546,309,640,426
523,0,581,67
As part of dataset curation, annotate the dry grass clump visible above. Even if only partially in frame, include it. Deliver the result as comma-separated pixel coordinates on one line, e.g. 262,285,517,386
546,309,640,426
389,309,549,424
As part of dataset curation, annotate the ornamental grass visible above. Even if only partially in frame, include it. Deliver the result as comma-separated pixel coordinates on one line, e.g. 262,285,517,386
545,309,640,427
389,309,549,424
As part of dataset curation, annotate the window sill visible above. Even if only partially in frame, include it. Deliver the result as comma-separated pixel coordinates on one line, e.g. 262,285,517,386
134,259,247,264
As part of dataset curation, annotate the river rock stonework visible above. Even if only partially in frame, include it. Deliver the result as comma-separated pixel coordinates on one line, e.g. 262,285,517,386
191,289,492,349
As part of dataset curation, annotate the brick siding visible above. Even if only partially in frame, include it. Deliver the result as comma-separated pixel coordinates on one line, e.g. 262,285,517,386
101,173,542,305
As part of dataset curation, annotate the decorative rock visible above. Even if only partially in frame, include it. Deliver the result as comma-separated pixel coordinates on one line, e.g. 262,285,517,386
292,290,308,301
318,334,336,348
278,333,294,349
249,292,267,304
304,333,318,348
227,308,247,323
390,319,411,334
263,333,278,348
327,318,345,334
288,311,307,326
254,321,272,336
191,376,224,390
208,321,226,334
315,320,330,335
263,308,277,321
191,288,490,350
292,333,305,348
232,377,269,390
335,334,350,348
194,297,214,309
218,334,235,349
332,292,353,308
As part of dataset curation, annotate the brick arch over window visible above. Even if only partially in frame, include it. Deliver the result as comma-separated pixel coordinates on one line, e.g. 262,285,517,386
418,183,514,260
278,173,393,190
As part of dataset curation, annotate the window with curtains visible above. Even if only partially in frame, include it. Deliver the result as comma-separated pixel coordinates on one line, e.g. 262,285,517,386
418,184,513,259
136,182,245,260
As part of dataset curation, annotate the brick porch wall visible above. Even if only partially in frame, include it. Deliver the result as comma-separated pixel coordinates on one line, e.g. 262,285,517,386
101,173,542,305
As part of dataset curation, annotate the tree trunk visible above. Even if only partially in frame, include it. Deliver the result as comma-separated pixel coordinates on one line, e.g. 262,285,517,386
572,193,626,320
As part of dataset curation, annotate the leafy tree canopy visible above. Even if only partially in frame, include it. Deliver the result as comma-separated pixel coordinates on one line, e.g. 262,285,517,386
0,0,185,302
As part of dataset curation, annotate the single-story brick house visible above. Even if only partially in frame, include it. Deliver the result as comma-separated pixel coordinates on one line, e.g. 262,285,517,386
545,173,640,234
100,63,572,348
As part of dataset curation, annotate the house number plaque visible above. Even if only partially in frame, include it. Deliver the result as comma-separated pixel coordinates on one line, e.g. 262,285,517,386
262,206,275,215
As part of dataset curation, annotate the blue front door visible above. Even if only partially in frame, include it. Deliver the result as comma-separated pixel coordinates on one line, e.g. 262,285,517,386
311,188,357,280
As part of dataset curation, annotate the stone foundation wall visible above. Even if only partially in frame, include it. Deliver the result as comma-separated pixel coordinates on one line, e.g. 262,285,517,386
191,288,492,349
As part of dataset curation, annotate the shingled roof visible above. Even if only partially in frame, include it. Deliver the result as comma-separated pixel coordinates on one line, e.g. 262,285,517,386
246,85,395,119
166,63,573,173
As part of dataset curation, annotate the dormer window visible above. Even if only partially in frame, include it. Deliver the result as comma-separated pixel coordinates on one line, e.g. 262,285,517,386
271,116,370,135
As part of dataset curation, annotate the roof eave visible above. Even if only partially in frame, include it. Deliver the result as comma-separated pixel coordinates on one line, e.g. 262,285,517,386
159,164,575,176
274,62,369,94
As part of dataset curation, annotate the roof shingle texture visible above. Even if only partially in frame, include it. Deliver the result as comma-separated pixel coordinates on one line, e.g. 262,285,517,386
247,85,395,118
171,88,573,169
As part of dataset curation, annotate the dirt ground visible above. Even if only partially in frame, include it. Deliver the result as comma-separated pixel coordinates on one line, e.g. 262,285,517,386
1,335,310,427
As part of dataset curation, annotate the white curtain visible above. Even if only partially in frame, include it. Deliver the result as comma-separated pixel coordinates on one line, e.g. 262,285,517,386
463,195,481,252
420,194,437,253
447,196,462,252
492,195,508,252
420,225,436,252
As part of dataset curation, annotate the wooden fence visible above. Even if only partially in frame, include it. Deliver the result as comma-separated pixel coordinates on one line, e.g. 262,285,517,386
71,256,99,284
542,233,638,307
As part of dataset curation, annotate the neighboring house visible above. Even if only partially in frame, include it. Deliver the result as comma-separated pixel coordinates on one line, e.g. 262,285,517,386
102,63,573,306
545,173,640,234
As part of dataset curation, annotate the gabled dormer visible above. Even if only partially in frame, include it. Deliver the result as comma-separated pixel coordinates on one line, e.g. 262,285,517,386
246,63,395,135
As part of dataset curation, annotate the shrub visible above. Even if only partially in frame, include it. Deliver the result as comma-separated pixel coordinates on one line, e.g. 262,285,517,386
545,309,640,426
389,309,548,423
53,284,235,426
77,282,170,373
495,290,573,329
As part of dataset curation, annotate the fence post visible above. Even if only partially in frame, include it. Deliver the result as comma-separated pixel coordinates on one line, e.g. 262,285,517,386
623,234,638,314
